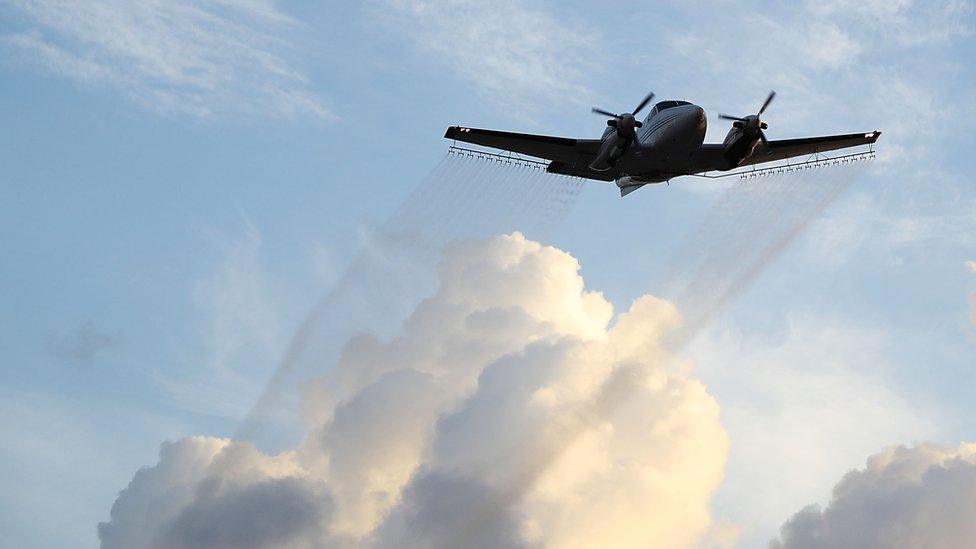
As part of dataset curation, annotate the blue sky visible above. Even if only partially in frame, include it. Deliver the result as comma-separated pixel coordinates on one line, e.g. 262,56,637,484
1,1,975,547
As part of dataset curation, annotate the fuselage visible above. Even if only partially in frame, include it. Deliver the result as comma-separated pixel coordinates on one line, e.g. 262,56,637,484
595,100,749,188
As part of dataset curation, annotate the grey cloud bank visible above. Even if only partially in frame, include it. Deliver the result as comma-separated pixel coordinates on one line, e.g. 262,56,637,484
771,443,976,549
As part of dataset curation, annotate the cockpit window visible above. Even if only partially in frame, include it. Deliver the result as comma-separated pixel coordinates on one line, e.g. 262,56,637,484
653,100,691,113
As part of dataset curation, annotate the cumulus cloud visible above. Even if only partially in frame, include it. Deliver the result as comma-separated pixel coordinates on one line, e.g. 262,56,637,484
101,233,729,548
770,443,976,548
692,317,938,545
99,437,334,549
2,0,330,119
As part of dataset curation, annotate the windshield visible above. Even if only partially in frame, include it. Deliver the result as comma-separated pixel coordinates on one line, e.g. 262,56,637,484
652,100,691,113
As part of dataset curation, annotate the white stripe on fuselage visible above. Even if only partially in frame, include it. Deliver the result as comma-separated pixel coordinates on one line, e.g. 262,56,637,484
637,111,682,143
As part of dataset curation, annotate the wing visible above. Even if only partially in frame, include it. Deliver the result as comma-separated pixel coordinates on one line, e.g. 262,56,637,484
740,130,882,167
445,126,602,165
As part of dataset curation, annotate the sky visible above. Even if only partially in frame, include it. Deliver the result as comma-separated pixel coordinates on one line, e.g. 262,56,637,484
0,1,975,547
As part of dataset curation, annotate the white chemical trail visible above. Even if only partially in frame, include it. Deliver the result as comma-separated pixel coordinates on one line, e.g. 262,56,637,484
235,154,863,544
131,158,867,548
236,153,584,446
447,163,866,545
664,164,863,344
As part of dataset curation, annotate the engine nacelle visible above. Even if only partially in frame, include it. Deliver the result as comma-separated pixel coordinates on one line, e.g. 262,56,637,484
721,128,762,168
589,136,630,171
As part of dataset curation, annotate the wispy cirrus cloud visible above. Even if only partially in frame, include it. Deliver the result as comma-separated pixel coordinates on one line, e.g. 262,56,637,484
805,0,974,47
658,1,971,158
969,293,976,329
157,221,287,419
370,0,602,116
1,0,331,120
968,260,976,328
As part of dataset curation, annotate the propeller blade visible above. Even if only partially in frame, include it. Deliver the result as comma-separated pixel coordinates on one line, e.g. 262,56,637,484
632,92,655,116
758,90,776,115
592,107,619,118
719,113,747,121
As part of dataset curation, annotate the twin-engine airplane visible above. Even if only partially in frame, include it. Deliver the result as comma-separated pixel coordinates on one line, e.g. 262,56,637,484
445,91,881,196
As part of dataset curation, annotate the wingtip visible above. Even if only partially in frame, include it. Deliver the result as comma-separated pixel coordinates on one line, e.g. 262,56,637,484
444,126,459,139
868,130,882,142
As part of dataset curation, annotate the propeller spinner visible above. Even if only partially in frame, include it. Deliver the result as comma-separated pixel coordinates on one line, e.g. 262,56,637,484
592,92,655,141
719,90,776,146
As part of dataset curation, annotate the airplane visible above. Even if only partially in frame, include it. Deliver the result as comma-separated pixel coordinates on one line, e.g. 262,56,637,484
444,91,881,196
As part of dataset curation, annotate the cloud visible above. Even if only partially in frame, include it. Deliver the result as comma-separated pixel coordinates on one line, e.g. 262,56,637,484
803,0,974,47
101,233,729,547
372,472,524,549
154,223,288,419
770,443,976,548
801,185,976,271
0,387,187,547
370,0,600,115
657,1,970,161
158,476,330,549
2,0,330,119
48,321,116,363
692,316,939,545
98,437,334,549
968,260,976,327
970,293,976,328
651,0,975,298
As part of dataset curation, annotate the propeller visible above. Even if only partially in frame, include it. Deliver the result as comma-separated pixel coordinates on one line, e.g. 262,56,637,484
592,92,655,140
719,90,776,146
